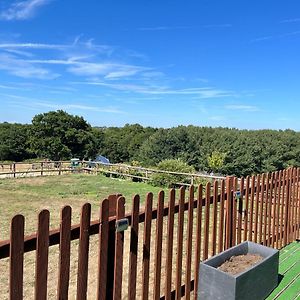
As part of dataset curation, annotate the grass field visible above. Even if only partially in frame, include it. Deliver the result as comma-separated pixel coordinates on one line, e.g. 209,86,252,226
0,173,171,299
0,173,165,240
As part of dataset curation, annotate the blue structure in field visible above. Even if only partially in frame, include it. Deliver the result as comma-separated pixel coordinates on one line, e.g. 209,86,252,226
87,155,110,168
94,155,110,164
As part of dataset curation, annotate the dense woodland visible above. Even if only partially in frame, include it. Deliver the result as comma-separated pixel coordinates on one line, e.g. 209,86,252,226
1,110,300,177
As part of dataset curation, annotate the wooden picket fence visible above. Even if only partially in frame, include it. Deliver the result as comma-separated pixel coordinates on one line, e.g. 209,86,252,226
0,167,299,299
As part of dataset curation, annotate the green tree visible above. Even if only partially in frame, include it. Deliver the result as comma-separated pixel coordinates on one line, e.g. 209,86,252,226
0,123,32,161
29,110,97,160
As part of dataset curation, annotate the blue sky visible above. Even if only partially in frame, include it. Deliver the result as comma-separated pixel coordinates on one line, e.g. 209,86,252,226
0,0,300,130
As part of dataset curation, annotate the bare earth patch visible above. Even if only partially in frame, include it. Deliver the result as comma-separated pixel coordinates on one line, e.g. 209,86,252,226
218,254,263,275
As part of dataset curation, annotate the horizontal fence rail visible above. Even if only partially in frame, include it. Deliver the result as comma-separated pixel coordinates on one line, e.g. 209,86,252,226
0,160,226,183
0,167,299,299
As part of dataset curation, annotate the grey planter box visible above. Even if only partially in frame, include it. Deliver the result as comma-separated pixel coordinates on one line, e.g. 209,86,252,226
198,241,279,300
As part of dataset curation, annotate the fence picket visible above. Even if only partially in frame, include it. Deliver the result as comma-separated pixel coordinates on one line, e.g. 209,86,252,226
263,173,270,245
185,186,194,300
193,184,203,300
211,181,218,256
142,193,153,300
248,175,255,241
203,183,211,258
232,177,238,246
237,177,244,245
113,196,126,300
243,176,250,242
9,215,24,300
254,175,261,243
128,195,140,300
164,189,175,300
57,206,71,300
154,191,164,300
97,199,109,300
267,173,273,247
225,177,233,249
218,180,225,253
296,169,300,239
76,203,91,300
175,187,185,300
35,210,50,300
258,174,265,244
271,172,278,248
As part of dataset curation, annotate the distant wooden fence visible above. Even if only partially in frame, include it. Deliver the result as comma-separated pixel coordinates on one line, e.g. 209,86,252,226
0,160,225,184
0,161,73,178
0,167,299,299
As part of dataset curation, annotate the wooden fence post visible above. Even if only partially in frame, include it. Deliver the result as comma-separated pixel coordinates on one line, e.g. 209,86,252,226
225,176,234,249
105,194,123,299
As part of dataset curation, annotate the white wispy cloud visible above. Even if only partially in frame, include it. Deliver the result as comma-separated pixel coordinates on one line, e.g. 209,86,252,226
0,43,68,50
138,26,193,31
137,24,232,31
251,30,300,43
0,41,113,55
280,18,300,23
250,36,274,43
225,104,259,112
24,57,150,78
75,81,237,98
32,101,125,114
203,24,232,28
3,93,125,114
0,53,59,79
0,0,52,21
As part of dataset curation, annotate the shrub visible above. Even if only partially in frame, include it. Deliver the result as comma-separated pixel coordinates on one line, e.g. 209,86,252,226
150,159,195,188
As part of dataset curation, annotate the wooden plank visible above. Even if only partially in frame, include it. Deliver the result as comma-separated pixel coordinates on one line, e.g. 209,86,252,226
142,193,153,300
267,173,274,247
258,174,265,244
218,180,225,253
280,170,286,248
243,176,250,242
203,183,211,258
248,175,256,242
185,185,194,300
291,168,297,241
164,189,176,300
57,206,71,300
232,177,238,246
128,195,140,300
194,184,203,300
76,203,91,300
284,169,290,246
276,171,282,249
253,175,261,243
225,177,233,249
211,181,218,256
271,172,278,248
113,196,126,300
296,169,300,239
35,210,50,300
237,177,244,245
97,199,109,300
175,187,185,300
263,173,270,245
9,214,24,300
154,191,165,300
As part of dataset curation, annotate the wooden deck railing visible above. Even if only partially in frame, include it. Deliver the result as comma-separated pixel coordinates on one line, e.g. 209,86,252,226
0,167,299,299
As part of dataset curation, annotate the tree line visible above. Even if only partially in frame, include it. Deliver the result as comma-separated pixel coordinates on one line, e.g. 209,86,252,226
1,110,299,177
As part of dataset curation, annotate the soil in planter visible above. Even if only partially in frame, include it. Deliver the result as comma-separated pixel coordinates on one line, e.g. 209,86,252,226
218,254,263,275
